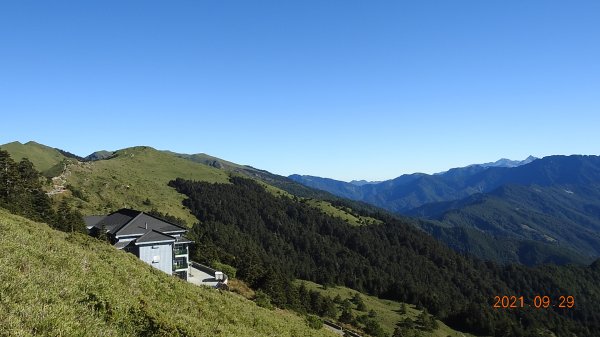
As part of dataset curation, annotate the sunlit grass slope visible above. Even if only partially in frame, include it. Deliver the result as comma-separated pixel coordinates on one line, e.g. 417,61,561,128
298,280,475,337
2,141,386,228
303,199,382,226
0,141,66,174
64,146,231,224
0,208,336,337
65,146,375,228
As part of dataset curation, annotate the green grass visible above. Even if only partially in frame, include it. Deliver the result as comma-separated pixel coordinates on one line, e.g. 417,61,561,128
297,280,475,337
63,146,231,225
0,208,337,337
0,141,66,174
304,199,382,226
63,145,380,228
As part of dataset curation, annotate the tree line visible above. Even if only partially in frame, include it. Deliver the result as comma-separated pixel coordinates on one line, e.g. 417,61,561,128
169,176,600,337
0,149,85,233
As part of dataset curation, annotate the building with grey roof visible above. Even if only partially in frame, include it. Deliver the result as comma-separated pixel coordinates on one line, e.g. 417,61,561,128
85,209,192,280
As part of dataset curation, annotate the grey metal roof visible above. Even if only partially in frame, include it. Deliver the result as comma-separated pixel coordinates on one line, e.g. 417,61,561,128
84,215,105,229
115,212,186,237
134,230,176,245
91,209,141,235
90,209,187,237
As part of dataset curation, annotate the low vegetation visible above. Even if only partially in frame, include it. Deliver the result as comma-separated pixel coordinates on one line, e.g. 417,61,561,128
63,146,231,224
297,280,473,337
304,198,382,226
0,208,336,337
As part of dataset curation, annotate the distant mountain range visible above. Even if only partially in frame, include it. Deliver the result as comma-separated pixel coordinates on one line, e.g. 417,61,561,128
290,156,539,212
290,155,600,262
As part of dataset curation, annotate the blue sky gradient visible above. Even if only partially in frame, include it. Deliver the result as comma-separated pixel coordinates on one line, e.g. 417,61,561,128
1,1,599,180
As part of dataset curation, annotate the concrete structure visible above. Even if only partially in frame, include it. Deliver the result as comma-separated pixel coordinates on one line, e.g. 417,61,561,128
85,209,192,280
188,261,229,288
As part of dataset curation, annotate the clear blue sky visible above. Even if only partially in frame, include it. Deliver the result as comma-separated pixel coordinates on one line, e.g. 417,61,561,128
1,1,599,181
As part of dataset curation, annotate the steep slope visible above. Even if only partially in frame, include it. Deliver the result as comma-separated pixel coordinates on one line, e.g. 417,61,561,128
419,222,591,265
412,184,600,259
0,208,335,337
2,142,380,231
172,151,343,200
171,150,386,226
0,141,67,176
171,176,600,337
297,280,475,337
64,146,231,225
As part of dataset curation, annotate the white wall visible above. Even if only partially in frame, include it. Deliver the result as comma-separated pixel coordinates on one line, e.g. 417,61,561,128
138,243,173,275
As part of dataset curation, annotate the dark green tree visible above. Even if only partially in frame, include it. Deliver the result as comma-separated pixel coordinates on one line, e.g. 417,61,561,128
339,308,354,324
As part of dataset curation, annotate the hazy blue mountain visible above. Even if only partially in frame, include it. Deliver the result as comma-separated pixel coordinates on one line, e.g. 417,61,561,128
288,174,364,200
349,179,381,186
476,155,537,168
292,155,600,261
289,155,598,213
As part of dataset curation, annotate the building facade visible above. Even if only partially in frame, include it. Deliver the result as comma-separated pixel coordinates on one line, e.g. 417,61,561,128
85,209,192,280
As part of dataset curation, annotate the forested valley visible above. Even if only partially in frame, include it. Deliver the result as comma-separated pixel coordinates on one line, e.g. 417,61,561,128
170,176,600,337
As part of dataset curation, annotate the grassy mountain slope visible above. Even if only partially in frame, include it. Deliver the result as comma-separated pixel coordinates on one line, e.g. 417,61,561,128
64,146,231,225
297,280,474,337
1,141,384,229
64,146,373,227
173,151,344,200
0,208,335,337
0,141,67,175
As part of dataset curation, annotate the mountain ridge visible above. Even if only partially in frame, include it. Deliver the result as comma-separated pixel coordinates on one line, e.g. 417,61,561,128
2,140,594,265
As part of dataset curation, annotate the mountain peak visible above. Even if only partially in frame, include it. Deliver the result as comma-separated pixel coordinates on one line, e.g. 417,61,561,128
477,156,538,169
349,179,381,186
